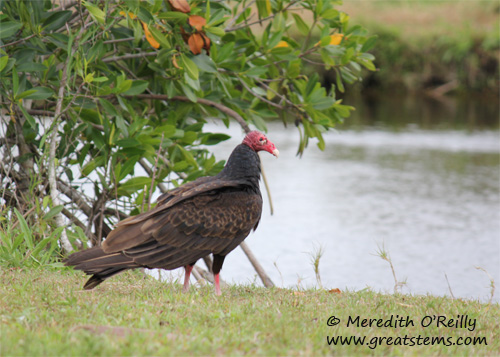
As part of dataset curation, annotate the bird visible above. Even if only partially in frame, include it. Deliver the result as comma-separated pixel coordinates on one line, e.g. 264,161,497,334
64,130,279,295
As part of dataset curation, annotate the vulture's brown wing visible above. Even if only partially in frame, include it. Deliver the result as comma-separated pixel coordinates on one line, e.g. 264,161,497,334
101,179,262,270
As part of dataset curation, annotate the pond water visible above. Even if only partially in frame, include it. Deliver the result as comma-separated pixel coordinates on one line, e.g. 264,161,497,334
189,93,499,302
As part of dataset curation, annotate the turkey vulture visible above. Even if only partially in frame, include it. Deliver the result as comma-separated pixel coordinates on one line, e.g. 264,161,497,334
64,131,279,295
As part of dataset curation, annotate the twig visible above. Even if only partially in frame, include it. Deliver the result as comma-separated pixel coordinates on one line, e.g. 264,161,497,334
10,205,36,231
374,243,406,294
444,273,455,299
53,0,79,12
60,207,89,250
236,77,284,109
224,0,256,31
255,78,299,110
0,33,37,49
103,37,135,44
240,241,274,288
57,180,92,217
139,159,169,194
475,266,496,307
102,52,158,63
259,159,274,215
148,133,164,210
131,94,251,133
225,1,301,32
191,266,203,282
203,255,213,273
194,266,228,287
47,24,78,253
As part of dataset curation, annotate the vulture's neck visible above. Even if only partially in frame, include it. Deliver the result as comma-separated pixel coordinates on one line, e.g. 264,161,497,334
218,144,261,189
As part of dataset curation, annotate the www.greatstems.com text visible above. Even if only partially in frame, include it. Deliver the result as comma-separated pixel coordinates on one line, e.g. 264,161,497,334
326,315,487,350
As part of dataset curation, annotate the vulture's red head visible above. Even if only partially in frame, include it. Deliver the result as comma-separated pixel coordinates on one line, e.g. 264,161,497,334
242,131,279,158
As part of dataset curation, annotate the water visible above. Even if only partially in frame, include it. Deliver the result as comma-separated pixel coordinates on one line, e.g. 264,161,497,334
186,93,499,303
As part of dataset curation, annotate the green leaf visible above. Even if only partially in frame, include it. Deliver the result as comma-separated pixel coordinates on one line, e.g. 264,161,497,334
205,26,225,37
158,12,188,22
16,89,37,100
256,0,270,19
177,145,198,169
179,82,197,102
81,156,105,177
321,8,338,20
13,208,33,250
149,26,171,49
123,80,149,95
43,10,72,31
357,57,376,71
272,12,284,31
191,54,217,73
99,98,118,117
118,176,152,196
341,47,355,65
21,87,54,100
311,96,334,110
335,68,345,93
43,205,64,220
0,22,22,39
268,30,284,49
202,133,231,145
0,56,9,72
319,35,331,47
91,76,109,82
114,79,133,94
17,62,48,72
172,160,189,172
292,14,310,36
252,115,267,132
361,35,378,52
246,66,268,77
215,42,234,63
180,54,199,80
118,156,139,181
83,1,106,24
316,134,325,151
18,105,37,129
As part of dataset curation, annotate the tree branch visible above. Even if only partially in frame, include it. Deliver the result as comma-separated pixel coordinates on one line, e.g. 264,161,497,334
47,23,84,253
132,94,251,133
224,0,256,31
236,77,284,109
0,34,37,49
102,52,158,63
225,1,301,32
139,158,169,194
240,241,274,288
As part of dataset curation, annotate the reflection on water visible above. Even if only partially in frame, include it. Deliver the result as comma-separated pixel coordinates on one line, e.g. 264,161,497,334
199,94,499,302
340,92,499,132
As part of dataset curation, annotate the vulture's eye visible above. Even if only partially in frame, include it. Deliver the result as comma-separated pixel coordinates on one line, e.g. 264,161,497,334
259,137,267,145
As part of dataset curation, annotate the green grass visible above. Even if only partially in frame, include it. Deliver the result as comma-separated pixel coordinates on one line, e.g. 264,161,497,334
1,268,498,356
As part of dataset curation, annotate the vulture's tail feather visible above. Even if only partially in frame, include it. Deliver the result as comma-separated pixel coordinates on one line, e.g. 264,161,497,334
64,246,138,290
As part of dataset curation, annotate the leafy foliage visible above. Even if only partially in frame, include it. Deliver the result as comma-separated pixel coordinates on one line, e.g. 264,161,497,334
0,0,375,250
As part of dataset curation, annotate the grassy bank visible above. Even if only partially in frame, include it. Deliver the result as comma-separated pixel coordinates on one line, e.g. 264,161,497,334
335,1,499,93
1,268,498,356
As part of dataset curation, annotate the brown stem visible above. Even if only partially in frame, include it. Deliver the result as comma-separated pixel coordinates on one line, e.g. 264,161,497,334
102,52,158,63
240,241,275,288
139,158,169,194
131,94,251,133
